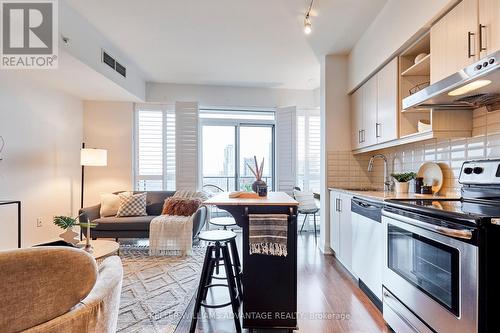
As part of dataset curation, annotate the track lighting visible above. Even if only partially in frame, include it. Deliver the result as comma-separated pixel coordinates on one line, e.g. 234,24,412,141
304,0,314,35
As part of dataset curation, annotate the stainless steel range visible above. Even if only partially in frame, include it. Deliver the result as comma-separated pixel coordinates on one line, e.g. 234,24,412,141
382,159,500,333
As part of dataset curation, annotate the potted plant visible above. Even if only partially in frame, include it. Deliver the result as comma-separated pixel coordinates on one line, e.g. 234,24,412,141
53,214,97,252
391,172,417,193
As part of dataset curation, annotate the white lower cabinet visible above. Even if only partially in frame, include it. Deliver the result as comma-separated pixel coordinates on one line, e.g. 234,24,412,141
330,189,384,302
330,192,340,255
329,191,353,272
352,211,383,300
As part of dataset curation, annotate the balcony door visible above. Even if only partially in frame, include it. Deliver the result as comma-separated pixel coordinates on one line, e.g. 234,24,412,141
201,111,275,192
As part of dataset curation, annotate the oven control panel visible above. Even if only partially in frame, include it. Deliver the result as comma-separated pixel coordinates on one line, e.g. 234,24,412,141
459,160,500,185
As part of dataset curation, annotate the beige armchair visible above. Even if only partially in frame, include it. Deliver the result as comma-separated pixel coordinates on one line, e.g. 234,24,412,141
0,247,123,333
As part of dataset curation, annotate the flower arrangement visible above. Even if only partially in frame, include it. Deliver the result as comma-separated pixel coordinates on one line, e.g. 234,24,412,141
53,214,97,251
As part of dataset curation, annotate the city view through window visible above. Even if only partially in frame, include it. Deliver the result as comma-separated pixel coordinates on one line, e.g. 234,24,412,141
202,124,274,191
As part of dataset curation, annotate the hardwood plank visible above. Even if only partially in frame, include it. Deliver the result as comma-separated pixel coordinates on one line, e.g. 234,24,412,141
177,232,390,333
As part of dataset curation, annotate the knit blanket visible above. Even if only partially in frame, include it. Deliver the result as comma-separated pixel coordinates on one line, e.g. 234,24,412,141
149,215,193,256
249,214,288,257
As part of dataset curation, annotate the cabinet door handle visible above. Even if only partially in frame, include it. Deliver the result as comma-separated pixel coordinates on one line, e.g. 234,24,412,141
338,198,342,212
376,123,382,138
362,130,366,143
336,198,340,212
468,31,476,58
358,130,362,144
479,24,487,51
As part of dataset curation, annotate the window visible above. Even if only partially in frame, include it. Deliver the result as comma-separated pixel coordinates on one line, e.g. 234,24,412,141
200,109,275,192
297,108,320,192
134,105,175,191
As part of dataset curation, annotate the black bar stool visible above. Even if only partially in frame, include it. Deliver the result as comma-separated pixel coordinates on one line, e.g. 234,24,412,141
190,230,242,333
209,216,237,230
208,216,243,299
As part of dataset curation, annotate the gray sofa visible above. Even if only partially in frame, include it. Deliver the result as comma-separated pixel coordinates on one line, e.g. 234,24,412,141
79,191,207,240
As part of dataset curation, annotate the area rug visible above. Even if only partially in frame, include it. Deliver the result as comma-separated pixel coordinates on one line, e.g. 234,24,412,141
117,245,206,333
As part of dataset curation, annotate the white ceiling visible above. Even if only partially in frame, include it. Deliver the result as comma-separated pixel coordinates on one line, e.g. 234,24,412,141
64,0,387,90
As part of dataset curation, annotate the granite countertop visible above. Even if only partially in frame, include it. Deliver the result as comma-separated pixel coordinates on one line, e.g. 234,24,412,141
329,187,460,202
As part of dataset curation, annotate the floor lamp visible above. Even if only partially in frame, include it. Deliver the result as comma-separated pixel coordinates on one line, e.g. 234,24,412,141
80,143,107,246
80,143,108,209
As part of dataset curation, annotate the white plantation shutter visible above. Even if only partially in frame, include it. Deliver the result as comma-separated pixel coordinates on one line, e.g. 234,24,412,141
135,104,176,191
297,107,320,192
175,101,200,190
136,109,163,190
276,106,297,194
164,108,176,189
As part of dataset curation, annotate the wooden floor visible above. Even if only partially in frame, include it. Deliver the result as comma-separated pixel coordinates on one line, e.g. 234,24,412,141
176,231,390,333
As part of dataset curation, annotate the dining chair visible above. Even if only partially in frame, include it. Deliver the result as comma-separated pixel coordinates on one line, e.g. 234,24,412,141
293,188,320,238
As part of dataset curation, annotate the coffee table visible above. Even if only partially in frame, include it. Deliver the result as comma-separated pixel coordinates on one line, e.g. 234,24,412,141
78,240,119,261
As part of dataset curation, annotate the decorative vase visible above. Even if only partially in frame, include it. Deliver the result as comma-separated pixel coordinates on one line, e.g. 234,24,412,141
59,227,79,246
252,180,267,193
394,181,410,194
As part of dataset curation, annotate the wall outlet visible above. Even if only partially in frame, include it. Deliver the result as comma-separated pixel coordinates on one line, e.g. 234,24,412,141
36,218,43,228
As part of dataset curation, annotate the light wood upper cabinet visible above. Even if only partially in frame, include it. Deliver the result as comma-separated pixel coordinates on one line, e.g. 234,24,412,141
351,58,399,150
376,58,398,144
363,76,378,147
430,0,479,84
479,0,500,57
351,88,364,150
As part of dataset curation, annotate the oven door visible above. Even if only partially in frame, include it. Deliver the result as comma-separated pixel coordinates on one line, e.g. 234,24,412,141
382,210,478,333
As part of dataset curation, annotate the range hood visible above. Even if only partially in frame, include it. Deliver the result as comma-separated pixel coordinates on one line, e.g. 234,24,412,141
403,50,500,110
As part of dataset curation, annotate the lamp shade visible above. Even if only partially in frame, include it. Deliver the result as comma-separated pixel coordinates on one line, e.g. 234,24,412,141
81,148,107,166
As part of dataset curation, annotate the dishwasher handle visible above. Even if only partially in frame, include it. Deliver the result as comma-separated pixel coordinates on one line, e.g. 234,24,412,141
351,197,382,223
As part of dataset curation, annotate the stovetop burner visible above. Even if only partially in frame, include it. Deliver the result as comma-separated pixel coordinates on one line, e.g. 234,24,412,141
384,198,499,226
388,198,500,216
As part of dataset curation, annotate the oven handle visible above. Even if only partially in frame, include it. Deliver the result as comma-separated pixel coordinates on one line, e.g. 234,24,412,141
383,210,473,240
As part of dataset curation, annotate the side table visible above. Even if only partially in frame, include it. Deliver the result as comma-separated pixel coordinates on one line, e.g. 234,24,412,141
0,201,21,248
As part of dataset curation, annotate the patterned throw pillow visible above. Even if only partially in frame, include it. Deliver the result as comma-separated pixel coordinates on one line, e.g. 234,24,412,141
162,197,201,216
116,192,147,217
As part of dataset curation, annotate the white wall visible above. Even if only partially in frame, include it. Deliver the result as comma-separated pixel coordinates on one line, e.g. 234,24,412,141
83,101,134,206
0,72,83,249
320,55,351,253
348,0,458,91
147,82,319,108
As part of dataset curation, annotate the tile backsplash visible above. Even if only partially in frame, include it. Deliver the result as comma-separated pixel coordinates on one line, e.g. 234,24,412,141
328,108,500,196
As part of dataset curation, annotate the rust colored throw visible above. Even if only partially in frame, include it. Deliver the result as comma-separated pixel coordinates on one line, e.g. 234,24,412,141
249,214,289,257
162,197,201,216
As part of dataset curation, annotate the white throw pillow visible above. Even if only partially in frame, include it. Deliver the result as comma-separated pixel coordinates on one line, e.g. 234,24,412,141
100,192,131,217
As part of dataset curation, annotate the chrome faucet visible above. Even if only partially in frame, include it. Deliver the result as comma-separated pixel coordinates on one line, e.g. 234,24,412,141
368,154,392,192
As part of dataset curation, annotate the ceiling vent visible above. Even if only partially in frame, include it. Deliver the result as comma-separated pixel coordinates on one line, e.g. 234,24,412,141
101,49,126,78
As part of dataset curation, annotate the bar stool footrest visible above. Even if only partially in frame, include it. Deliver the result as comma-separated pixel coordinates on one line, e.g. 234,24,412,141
200,300,234,309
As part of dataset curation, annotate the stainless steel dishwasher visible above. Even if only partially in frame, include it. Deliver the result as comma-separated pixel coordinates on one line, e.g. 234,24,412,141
351,197,383,310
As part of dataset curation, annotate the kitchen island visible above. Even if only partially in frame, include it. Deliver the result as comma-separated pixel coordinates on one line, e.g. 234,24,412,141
205,192,299,331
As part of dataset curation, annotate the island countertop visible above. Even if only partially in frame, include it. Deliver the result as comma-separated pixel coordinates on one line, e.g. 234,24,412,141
205,191,298,206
